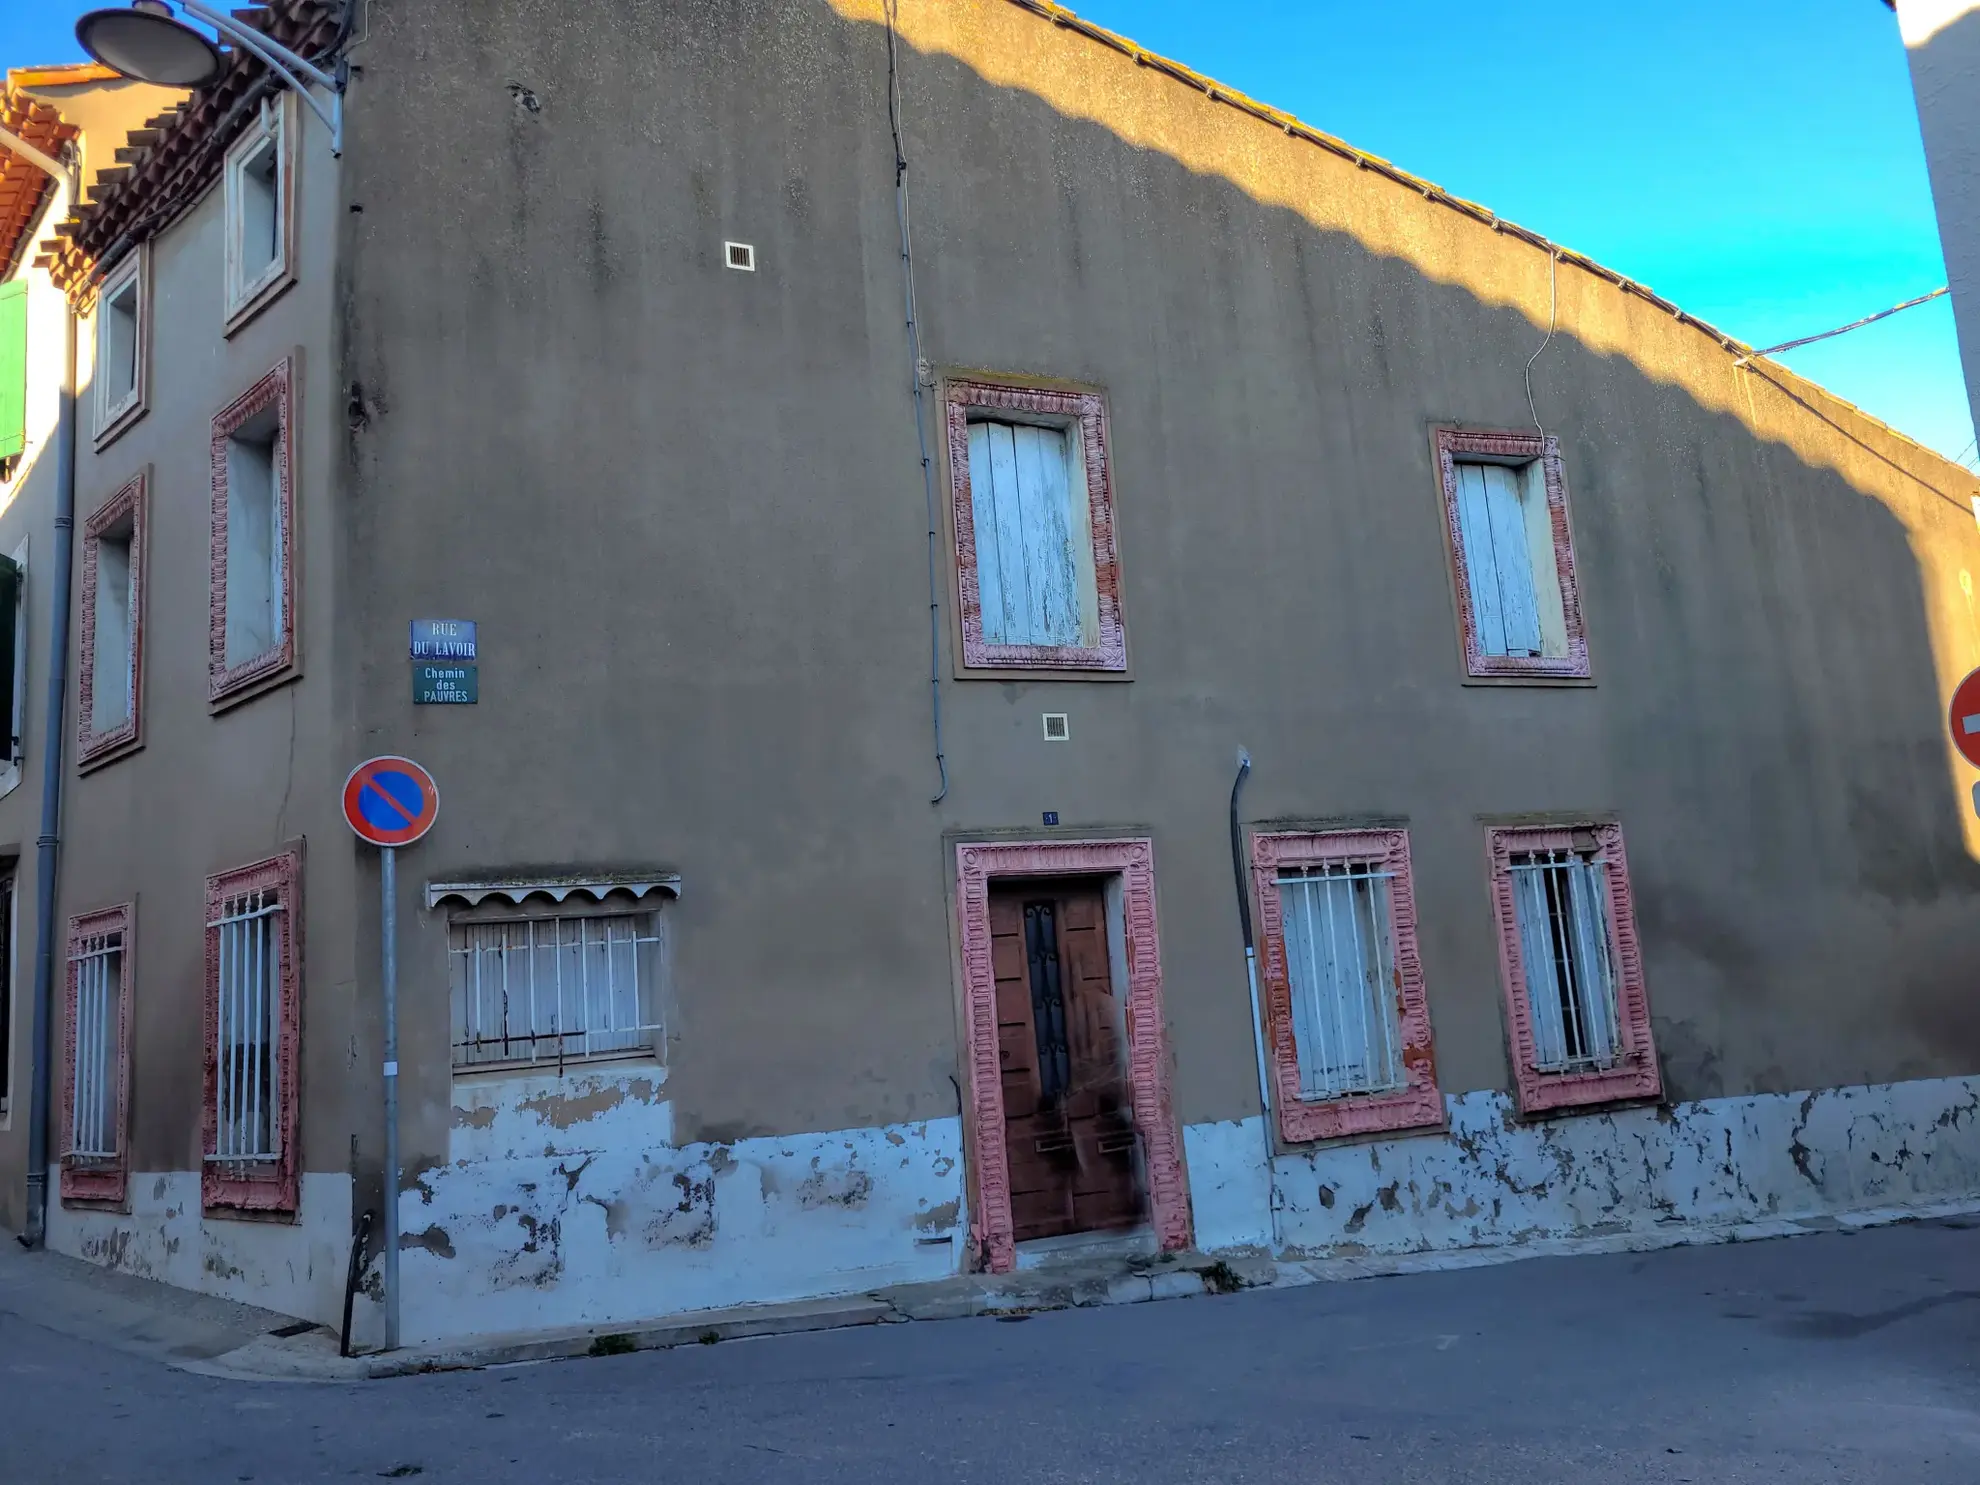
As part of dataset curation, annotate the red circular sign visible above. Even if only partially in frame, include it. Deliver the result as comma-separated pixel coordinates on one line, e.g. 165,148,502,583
342,756,440,847
1951,669,1980,770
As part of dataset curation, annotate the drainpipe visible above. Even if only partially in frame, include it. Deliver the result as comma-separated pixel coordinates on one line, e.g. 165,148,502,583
0,127,79,1249
1229,750,1283,1253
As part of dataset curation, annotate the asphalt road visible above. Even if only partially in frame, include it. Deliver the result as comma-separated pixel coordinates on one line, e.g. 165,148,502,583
4,1219,1979,1483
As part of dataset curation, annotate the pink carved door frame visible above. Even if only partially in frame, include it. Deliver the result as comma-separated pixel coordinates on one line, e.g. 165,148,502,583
954,837,1192,1272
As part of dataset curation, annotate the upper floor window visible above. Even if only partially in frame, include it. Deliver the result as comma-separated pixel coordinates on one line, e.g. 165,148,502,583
92,249,148,447
1487,822,1660,1115
78,472,148,767
1249,828,1444,1142
223,95,294,332
945,379,1127,673
209,356,297,705
1435,428,1588,679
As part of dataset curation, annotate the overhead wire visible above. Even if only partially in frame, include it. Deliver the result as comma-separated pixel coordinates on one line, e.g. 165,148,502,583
1734,286,1949,365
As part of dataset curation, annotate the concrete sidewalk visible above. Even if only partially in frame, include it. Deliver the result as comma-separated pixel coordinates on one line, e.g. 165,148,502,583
7,1195,1978,1381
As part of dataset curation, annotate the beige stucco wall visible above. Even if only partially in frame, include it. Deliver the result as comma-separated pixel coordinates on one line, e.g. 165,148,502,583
333,0,1980,1202
52,99,356,1202
0,77,181,1234
1899,0,1980,448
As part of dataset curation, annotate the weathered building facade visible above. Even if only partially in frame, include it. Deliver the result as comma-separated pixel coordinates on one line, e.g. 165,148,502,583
6,0,1980,1349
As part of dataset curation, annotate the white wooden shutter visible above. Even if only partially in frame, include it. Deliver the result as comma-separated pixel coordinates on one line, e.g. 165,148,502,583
1454,463,1543,657
967,421,1083,648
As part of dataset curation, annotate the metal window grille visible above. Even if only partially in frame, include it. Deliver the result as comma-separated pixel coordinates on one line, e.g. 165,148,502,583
210,888,282,1163
1509,848,1621,1072
68,928,124,1161
450,912,664,1068
1276,862,1405,1100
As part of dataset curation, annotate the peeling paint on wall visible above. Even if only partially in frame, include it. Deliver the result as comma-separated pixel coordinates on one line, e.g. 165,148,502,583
399,1064,963,1344
1188,1074,1980,1261
46,1172,370,1332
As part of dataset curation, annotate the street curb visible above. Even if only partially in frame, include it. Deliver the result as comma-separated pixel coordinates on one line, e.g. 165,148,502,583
161,1197,1980,1382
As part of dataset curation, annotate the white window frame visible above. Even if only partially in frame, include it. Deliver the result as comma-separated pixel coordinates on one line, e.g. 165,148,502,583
449,904,669,1072
92,249,147,445
222,94,295,331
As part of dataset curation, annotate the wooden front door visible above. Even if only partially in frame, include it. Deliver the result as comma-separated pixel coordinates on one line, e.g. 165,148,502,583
991,882,1144,1242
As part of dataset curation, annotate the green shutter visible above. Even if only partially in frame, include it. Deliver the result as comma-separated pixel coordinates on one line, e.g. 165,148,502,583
0,280,25,461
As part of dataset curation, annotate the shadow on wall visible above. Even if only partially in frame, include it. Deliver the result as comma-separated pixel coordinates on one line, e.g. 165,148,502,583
343,0,1980,1140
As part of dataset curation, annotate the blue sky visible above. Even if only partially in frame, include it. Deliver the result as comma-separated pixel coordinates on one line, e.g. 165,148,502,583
9,0,1974,467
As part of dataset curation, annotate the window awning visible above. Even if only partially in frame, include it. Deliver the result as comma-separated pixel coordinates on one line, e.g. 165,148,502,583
425,870,682,911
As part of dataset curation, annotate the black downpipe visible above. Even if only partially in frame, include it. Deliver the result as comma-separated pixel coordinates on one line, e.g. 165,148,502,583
1230,751,1255,956
340,1210,374,1358
1230,750,1282,1249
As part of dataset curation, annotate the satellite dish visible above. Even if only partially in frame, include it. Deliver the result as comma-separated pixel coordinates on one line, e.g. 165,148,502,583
76,2,226,89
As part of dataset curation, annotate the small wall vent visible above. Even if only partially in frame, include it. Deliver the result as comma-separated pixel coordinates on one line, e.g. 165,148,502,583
1042,712,1070,742
724,241,756,272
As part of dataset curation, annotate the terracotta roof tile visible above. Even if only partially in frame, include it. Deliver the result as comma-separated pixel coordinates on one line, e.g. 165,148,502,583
38,0,340,301
0,82,78,277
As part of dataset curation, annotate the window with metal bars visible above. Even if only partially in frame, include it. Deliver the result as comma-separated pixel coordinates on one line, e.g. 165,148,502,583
1487,823,1661,1115
68,929,124,1160
1275,862,1406,1099
1508,847,1620,1072
449,911,665,1069
203,850,300,1214
1249,829,1445,1142
62,904,131,1205
212,886,282,1161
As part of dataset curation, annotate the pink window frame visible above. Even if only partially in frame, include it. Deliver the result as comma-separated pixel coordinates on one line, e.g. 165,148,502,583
60,903,134,1208
76,470,149,767
944,379,1128,672
208,355,298,705
1249,829,1444,1142
954,838,1187,1272
202,847,303,1217
1487,822,1661,1115
1435,427,1590,679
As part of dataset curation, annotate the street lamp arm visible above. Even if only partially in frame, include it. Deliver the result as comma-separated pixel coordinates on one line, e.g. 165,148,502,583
178,0,344,153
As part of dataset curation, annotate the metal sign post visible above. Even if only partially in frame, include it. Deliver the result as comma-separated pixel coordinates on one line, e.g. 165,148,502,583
380,843,399,1349
342,756,441,1352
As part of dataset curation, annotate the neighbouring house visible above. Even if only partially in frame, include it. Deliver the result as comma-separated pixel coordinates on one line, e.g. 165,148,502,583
4,0,1980,1351
1888,1,1980,451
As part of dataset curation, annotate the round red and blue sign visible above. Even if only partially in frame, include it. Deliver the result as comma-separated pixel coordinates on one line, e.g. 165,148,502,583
342,756,440,848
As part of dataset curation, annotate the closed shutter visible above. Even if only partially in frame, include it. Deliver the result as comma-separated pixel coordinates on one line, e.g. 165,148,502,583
0,281,26,461
967,420,1083,647
1454,462,1542,657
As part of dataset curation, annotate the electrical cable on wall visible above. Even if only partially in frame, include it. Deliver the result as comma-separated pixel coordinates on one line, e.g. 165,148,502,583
886,0,949,806
1524,248,1559,439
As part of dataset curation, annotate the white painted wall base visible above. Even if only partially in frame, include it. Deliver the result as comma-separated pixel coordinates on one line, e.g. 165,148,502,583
46,1172,375,1338
399,1063,965,1345
1186,1074,1980,1261
46,1072,1980,1352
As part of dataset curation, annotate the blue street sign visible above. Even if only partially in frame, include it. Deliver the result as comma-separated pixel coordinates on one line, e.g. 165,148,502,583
410,619,477,660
